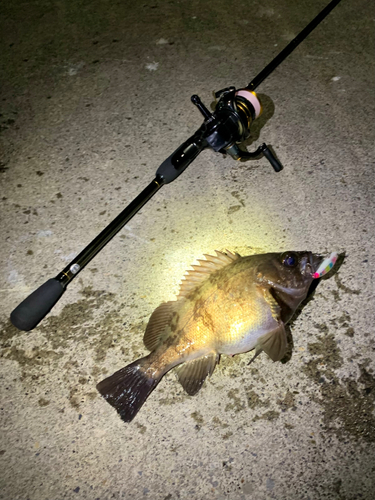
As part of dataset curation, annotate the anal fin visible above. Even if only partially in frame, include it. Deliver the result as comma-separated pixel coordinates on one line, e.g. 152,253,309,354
175,352,219,396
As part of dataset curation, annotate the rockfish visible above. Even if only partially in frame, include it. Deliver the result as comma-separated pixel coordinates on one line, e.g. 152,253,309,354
97,250,333,422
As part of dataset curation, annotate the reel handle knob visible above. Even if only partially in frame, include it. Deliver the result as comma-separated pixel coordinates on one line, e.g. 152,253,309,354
191,95,213,120
260,144,283,172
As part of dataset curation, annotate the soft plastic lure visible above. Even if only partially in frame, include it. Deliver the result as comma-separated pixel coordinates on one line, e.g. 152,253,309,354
312,252,338,278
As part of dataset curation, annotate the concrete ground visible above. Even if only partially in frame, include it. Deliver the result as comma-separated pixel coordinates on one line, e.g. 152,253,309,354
1,0,374,499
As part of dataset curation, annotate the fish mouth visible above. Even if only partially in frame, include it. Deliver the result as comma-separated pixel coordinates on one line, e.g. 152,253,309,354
301,252,340,279
300,253,325,278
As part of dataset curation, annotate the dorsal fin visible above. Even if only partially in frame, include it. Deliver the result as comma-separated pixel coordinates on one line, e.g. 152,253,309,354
175,352,219,395
178,250,241,298
143,301,180,351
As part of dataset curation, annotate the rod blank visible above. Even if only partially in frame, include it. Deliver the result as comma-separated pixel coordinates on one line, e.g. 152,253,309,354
247,0,342,91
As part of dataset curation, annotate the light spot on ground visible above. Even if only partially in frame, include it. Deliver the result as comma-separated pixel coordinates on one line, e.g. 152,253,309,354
145,62,159,71
67,62,85,75
37,230,53,237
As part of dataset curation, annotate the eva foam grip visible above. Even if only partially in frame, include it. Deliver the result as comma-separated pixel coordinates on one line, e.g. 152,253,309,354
10,279,65,331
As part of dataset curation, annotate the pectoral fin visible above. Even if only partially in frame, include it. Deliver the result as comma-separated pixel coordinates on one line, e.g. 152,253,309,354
257,324,287,362
175,352,219,395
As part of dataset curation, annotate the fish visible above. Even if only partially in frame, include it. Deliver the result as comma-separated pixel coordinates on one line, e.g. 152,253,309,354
97,250,333,422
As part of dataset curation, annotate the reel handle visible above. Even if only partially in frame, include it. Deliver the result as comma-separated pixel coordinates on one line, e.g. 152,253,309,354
225,142,283,171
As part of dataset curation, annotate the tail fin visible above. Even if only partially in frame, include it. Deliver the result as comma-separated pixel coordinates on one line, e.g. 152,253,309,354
96,357,159,422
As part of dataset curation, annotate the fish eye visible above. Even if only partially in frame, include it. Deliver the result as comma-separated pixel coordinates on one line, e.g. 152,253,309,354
281,252,298,268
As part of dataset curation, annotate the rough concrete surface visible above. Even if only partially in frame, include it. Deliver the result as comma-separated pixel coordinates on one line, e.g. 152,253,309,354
1,0,374,499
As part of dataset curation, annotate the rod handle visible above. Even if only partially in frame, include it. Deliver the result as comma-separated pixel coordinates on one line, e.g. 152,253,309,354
156,131,206,184
10,279,65,331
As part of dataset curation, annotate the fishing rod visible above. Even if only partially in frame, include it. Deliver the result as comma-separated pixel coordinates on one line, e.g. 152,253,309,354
10,0,343,331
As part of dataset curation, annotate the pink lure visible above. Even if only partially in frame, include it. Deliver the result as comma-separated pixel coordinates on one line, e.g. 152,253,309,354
312,252,338,278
